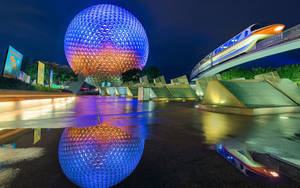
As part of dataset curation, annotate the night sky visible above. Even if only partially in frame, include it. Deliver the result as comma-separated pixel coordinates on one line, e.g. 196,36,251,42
1,0,300,80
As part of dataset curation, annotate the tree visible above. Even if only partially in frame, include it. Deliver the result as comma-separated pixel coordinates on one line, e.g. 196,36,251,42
24,61,77,85
121,66,161,83
220,64,300,84
276,64,300,82
121,68,141,82
141,66,161,82
24,63,38,82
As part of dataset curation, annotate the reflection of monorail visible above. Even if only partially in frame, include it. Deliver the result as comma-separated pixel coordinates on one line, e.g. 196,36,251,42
191,24,285,80
216,144,279,178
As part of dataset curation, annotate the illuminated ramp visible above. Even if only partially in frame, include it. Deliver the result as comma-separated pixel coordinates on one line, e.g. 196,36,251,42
107,87,116,96
220,80,296,107
149,86,198,100
150,87,172,98
116,87,127,96
166,85,197,98
268,79,300,104
128,87,138,97
201,80,300,115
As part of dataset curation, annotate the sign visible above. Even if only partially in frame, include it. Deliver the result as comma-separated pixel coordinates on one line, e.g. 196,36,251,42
49,70,53,87
33,128,41,144
23,73,31,84
51,83,64,89
37,61,45,85
3,45,23,78
26,75,30,84
18,71,24,81
138,87,144,101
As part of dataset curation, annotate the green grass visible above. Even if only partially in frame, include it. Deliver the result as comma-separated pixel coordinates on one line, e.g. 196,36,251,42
33,85,60,92
221,64,300,83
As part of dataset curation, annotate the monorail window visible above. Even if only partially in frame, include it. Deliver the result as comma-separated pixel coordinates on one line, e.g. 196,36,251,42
244,30,249,37
213,49,218,55
228,40,234,47
234,33,242,41
238,150,246,156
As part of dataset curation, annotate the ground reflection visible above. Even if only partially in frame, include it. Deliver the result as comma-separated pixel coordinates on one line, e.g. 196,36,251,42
58,97,151,187
216,144,279,179
0,96,300,186
0,97,76,129
199,112,253,144
209,113,300,182
59,124,145,187
0,147,45,187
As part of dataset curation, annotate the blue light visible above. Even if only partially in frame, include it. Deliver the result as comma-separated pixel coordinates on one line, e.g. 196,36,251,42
58,126,144,188
64,4,149,85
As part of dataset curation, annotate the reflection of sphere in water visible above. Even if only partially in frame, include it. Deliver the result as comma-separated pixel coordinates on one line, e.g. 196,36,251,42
58,126,144,188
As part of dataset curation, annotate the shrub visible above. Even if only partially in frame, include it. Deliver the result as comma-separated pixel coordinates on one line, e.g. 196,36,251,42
0,77,60,92
221,64,300,82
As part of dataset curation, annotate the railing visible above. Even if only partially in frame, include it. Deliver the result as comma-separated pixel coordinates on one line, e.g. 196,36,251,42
255,24,300,51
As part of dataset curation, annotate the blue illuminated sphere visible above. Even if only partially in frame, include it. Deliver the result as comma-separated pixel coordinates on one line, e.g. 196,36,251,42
58,126,144,188
64,4,149,85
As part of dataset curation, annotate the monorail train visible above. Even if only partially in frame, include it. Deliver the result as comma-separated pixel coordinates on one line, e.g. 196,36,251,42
216,144,280,178
191,24,285,79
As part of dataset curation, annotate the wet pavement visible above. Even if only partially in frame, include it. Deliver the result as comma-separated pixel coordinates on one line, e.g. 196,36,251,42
0,96,300,187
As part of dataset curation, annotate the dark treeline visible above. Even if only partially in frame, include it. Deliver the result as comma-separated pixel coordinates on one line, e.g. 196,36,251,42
121,66,161,83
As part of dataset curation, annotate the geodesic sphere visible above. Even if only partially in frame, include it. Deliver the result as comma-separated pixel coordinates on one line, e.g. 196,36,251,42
58,126,144,188
64,4,149,83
